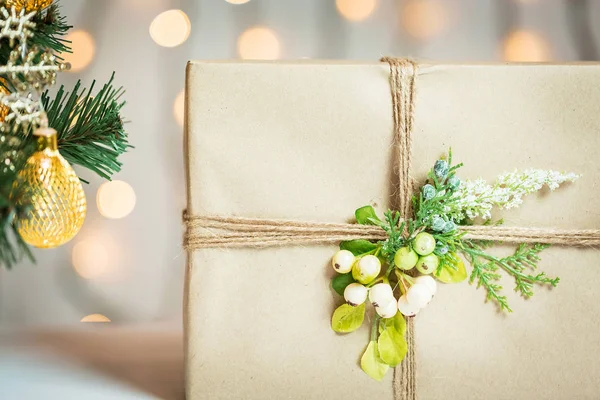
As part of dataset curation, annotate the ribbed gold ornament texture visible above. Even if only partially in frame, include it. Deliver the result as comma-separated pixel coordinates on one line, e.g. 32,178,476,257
0,82,10,122
17,147,86,249
5,0,54,13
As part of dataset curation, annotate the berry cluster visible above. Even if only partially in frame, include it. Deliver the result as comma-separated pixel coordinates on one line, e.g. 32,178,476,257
332,231,441,320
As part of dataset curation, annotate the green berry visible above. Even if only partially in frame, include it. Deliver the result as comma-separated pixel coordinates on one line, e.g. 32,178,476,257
352,255,381,284
443,221,457,233
434,159,449,179
413,232,436,255
431,215,446,232
415,254,439,275
394,247,418,270
448,175,460,189
422,184,436,200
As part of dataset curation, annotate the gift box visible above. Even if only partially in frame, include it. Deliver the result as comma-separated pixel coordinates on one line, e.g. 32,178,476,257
183,60,600,400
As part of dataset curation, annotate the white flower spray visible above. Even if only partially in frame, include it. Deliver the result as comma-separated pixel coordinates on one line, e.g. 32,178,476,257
445,169,580,222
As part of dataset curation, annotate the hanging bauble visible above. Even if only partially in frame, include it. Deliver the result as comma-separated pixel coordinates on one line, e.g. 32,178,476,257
5,0,54,13
16,127,86,248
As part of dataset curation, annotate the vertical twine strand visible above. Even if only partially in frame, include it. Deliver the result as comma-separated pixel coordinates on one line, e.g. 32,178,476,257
381,57,418,400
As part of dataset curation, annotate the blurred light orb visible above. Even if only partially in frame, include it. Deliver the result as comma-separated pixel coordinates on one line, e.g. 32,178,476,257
336,0,377,22
226,0,251,3
72,237,111,280
150,10,191,47
401,0,447,40
97,180,136,219
238,27,280,60
63,30,95,72
174,89,185,127
81,314,111,323
503,30,550,62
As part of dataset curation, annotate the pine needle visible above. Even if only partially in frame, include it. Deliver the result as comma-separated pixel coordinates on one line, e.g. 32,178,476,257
42,73,132,181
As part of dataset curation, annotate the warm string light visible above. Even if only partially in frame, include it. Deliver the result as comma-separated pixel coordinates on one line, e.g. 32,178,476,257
96,180,136,219
174,89,185,127
150,9,191,47
72,235,116,280
502,30,551,62
336,0,377,22
81,314,111,322
63,30,95,72
238,27,280,60
401,0,447,40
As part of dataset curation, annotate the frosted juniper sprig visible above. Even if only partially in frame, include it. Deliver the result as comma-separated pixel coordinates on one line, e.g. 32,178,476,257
445,169,580,222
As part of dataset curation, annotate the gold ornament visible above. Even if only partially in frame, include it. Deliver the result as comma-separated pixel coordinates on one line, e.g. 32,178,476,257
5,0,54,13
17,127,86,248
0,80,9,122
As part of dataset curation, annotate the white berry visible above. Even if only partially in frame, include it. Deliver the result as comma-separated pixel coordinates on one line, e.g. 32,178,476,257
368,283,395,308
332,250,355,273
406,284,433,308
376,299,398,318
352,255,381,285
414,275,437,296
398,295,420,317
344,283,368,306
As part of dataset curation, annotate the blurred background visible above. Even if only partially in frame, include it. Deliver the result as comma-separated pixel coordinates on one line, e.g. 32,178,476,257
2,0,599,329
0,0,598,398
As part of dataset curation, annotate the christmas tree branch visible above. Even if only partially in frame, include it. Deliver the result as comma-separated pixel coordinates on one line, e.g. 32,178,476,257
0,2,71,65
42,74,131,181
0,133,35,269
30,4,71,55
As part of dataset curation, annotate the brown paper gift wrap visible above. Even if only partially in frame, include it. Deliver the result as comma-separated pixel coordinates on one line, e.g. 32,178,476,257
184,60,600,400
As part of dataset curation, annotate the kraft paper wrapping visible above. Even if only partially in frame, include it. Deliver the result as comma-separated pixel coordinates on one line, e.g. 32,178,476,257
184,60,600,400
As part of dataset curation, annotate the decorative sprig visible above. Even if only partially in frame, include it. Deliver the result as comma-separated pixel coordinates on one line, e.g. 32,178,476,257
328,149,577,380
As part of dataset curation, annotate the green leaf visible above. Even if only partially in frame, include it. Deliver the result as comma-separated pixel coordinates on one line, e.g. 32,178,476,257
331,273,356,296
355,205,381,225
360,341,390,381
435,253,467,284
381,313,407,337
378,327,408,367
340,240,378,256
331,303,365,333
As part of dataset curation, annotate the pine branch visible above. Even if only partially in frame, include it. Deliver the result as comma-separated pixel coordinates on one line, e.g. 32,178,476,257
29,3,71,56
0,132,35,269
42,74,132,181
0,3,71,65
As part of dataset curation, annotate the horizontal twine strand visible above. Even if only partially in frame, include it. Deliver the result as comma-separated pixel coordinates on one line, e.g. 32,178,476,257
183,215,600,249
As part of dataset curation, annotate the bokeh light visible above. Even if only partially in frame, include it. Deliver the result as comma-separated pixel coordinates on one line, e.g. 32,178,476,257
401,0,447,40
150,10,191,47
226,0,251,3
502,30,551,62
238,27,280,60
97,180,136,219
72,236,113,280
81,314,111,323
63,30,95,72
174,89,185,127
336,0,377,22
